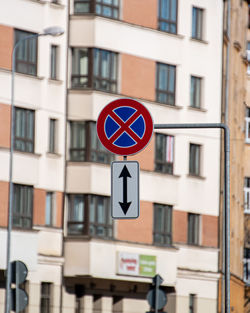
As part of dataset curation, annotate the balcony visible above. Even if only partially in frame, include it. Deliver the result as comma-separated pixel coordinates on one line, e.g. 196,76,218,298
64,238,177,286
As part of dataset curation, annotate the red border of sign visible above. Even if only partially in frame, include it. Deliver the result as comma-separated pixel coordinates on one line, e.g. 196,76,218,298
97,98,154,156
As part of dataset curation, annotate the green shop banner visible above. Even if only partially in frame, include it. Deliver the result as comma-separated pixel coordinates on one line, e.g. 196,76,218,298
139,254,156,277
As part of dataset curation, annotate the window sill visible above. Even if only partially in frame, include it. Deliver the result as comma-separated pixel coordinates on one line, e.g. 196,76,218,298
190,37,208,45
154,101,183,110
14,150,41,158
65,235,114,242
48,78,64,85
50,1,65,8
154,170,180,179
15,71,44,81
175,242,218,250
12,227,39,233
0,67,44,80
187,174,206,180
33,225,63,232
23,0,46,5
67,160,112,167
47,152,62,158
188,106,207,112
157,29,184,39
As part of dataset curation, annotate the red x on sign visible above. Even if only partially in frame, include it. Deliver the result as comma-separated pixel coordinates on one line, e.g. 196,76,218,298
97,98,153,156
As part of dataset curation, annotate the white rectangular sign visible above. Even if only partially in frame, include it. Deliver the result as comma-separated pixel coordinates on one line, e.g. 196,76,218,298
111,161,139,219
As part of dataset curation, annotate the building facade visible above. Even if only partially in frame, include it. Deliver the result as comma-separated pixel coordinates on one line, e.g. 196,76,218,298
0,0,68,312
0,0,224,313
244,11,250,313
220,1,250,313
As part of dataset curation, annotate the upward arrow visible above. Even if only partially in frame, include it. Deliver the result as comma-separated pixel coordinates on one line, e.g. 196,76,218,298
119,165,132,215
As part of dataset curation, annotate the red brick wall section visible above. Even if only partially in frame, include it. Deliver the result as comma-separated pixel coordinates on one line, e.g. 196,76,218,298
0,25,13,70
33,189,46,226
173,210,187,243
122,0,158,29
0,103,10,148
0,181,9,227
202,214,218,248
121,54,155,102
117,201,153,244
56,192,63,228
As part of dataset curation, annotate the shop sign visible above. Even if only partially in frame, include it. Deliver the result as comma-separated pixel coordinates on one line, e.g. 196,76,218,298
117,252,156,277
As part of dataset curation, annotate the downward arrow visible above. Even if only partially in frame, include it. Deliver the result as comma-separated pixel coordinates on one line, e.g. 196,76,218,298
119,165,132,215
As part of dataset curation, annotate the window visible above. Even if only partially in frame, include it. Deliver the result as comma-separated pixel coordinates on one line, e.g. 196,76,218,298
155,133,174,174
67,194,113,238
189,144,201,176
14,107,35,153
190,76,202,108
153,203,172,245
192,7,203,40
246,107,250,143
45,192,56,226
71,48,118,93
244,248,250,284
69,121,114,164
50,45,58,80
244,177,250,214
48,119,57,153
189,294,196,313
40,282,52,313
158,0,177,34
188,213,200,245
15,29,37,76
156,63,176,106
74,0,119,19
13,184,33,229
247,41,250,74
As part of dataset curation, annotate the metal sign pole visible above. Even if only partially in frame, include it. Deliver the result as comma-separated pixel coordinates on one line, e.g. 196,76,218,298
154,123,230,313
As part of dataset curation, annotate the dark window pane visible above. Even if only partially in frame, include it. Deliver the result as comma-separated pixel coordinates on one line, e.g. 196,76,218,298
15,29,37,76
153,203,172,245
190,76,202,108
89,195,112,238
71,48,89,88
188,213,199,245
158,0,177,34
50,45,58,80
14,107,34,153
189,144,200,175
69,122,86,161
93,48,117,93
155,133,174,174
156,63,176,106
74,0,119,18
74,1,90,13
67,195,85,235
71,48,117,93
192,7,203,40
13,184,33,229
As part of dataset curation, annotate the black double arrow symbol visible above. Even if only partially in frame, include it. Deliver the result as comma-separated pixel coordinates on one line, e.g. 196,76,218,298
119,165,132,215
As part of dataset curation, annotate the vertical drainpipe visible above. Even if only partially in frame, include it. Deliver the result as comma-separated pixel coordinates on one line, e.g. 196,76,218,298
222,0,231,313
60,0,70,312
225,0,231,126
